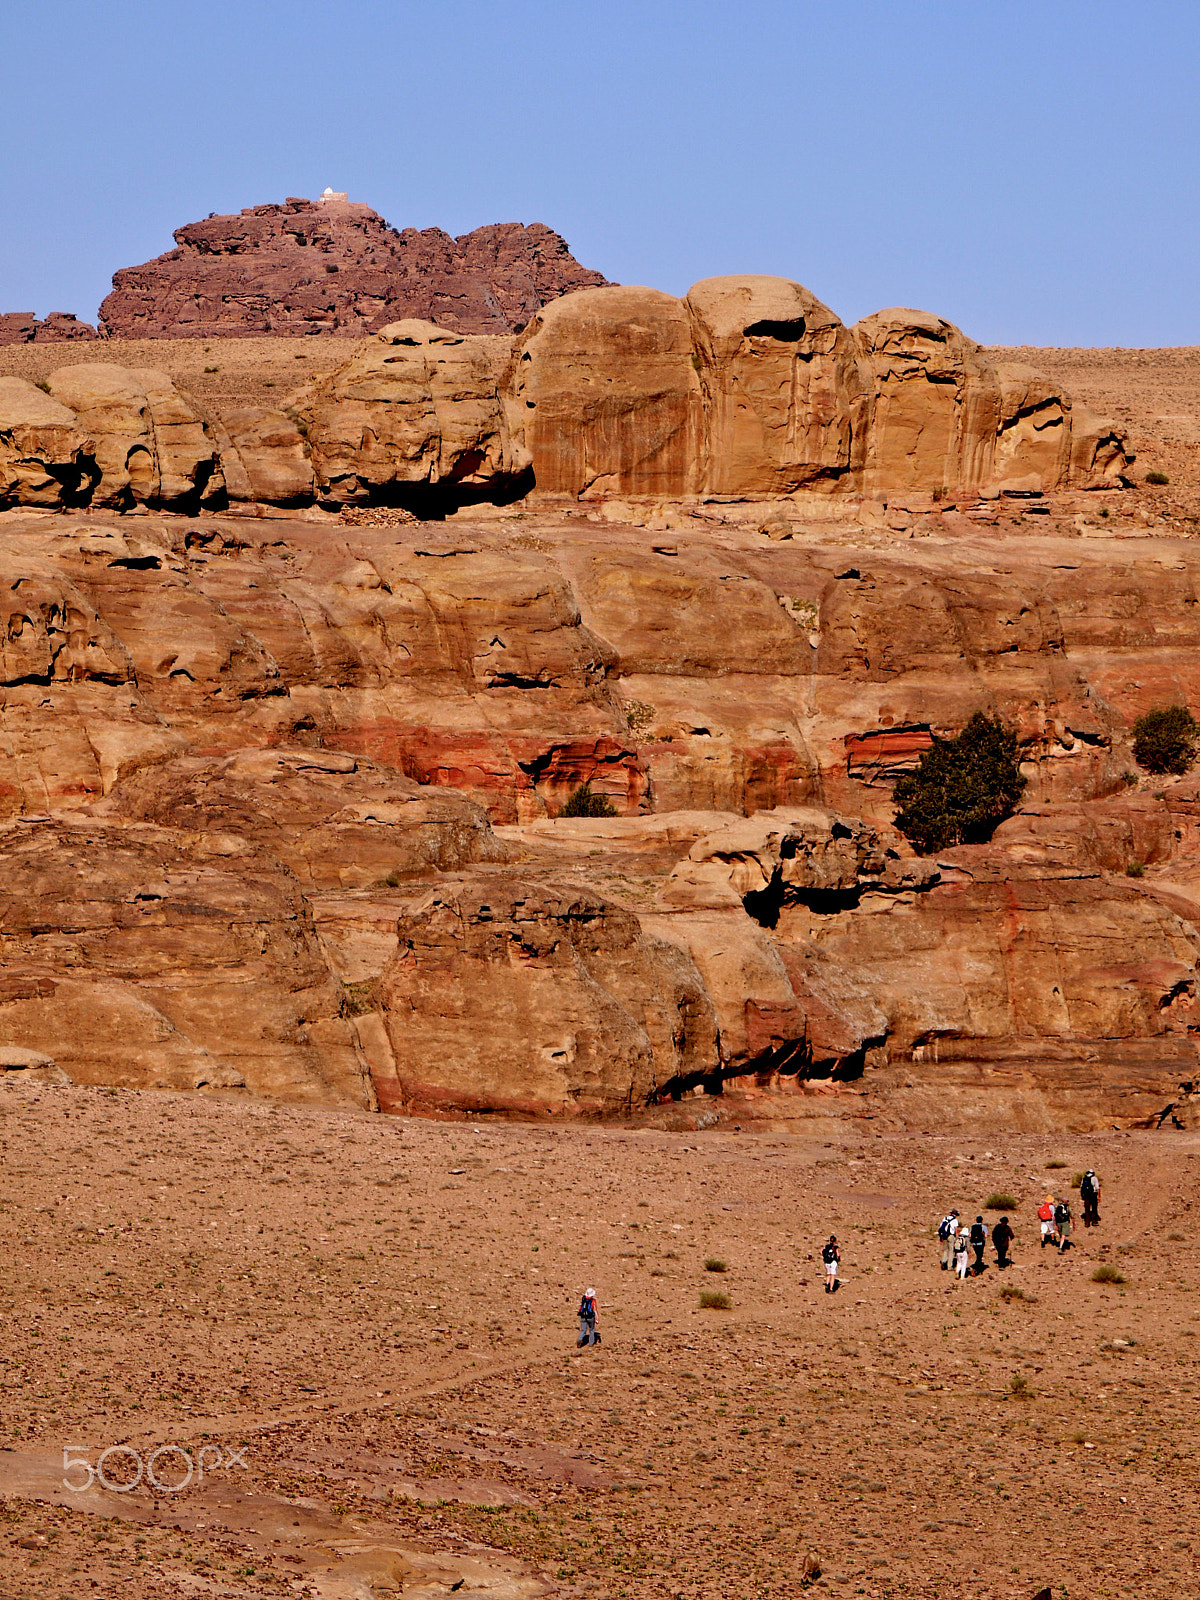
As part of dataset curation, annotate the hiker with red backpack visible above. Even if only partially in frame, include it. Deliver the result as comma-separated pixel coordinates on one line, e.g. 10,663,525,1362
1038,1195,1058,1248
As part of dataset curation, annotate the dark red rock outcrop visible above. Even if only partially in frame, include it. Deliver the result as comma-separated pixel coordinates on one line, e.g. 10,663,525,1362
97,198,609,339
0,312,97,346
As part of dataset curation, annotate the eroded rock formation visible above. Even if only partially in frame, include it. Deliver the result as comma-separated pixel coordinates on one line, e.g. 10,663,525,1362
0,276,1133,513
0,502,1195,1130
97,199,609,339
0,312,97,345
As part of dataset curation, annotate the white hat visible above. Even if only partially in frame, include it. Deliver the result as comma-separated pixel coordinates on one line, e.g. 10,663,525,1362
586,1286,595,1297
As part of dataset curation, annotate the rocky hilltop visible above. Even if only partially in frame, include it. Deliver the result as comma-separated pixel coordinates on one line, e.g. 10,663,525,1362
96,196,609,339
0,311,97,345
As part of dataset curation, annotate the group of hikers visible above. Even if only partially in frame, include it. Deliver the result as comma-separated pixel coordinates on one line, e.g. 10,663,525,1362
938,1210,1015,1277
574,1169,1105,1341
937,1169,1101,1280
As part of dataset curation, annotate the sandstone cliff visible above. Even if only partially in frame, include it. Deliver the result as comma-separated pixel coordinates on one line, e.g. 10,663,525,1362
97,198,609,340
0,501,1194,1132
0,275,1129,515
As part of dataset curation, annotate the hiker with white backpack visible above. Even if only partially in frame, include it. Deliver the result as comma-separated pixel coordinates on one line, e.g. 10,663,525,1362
951,1226,971,1280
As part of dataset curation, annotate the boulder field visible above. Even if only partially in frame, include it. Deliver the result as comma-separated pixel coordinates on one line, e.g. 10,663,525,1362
0,276,1131,516
0,497,1197,1132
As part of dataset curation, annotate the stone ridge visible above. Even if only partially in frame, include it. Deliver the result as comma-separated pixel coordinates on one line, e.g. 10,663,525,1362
0,311,97,346
96,197,610,339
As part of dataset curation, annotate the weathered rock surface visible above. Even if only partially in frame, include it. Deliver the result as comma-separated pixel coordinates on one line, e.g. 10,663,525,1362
0,276,1131,512
294,320,530,507
0,376,99,507
510,286,704,500
100,744,507,887
45,363,220,509
372,876,717,1116
97,199,609,340
0,312,97,345
686,275,870,495
0,505,1193,1129
213,406,314,504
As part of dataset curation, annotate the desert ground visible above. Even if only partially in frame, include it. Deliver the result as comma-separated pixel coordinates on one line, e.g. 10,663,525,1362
2,1080,1198,1600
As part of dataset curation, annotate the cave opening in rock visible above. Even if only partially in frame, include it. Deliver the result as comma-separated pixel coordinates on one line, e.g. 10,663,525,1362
742,867,864,929
743,318,806,341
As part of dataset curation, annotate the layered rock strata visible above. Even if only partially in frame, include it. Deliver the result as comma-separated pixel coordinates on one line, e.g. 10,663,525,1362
97,199,609,339
0,507,1196,1129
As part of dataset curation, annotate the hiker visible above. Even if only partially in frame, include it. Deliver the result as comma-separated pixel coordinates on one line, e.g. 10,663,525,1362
577,1286,600,1346
1054,1198,1073,1253
1080,1170,1101,1227
822,1235,840,1293
938,1208,960,1271
992,1214,1015,1270
1038,1194,1058,1248
952,1225,971,1280
969,1215,988,1275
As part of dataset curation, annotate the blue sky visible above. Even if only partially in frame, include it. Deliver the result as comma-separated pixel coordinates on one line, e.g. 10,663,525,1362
4,0,1197,345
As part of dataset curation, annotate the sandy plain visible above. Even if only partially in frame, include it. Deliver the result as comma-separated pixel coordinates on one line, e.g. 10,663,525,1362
2,1082,1198,1600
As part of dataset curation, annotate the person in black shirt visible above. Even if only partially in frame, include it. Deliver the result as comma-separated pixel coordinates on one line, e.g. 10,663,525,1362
969,1215,988,1275
821,1236,840,1293
992,1215,1015,1270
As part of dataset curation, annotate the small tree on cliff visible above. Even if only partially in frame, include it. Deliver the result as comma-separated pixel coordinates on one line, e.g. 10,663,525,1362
893,713,1027,855
1131,705,1199,775
559,781,618,818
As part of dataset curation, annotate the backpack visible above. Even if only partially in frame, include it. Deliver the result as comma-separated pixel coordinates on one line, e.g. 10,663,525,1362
1038,1201,1054,1222
938,1215,955,1241
821,1243,837,1264
970,1222,985,1247
1081,1173,1096,1199
579,1295,596,1319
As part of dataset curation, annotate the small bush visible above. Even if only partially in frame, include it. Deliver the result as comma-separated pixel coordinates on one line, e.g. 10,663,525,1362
1125,860,1145,878
559,781,618,819
1009,1373,1031,1396
34,378,52,394
704,1257,728,1273
1000,1284,1030,1303
893,712,1027,854
204,365,219,374
1092,1264,1126,1285
700,1290,731,1310
1045,1159,1068,1170
1132,705,1199,776
985,1192,1019,1210
1145,470,1170,486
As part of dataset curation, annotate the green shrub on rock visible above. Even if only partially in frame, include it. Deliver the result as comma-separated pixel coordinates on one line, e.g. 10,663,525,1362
893,712,1027,855
1131,705,1198,775
559,781,618,818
